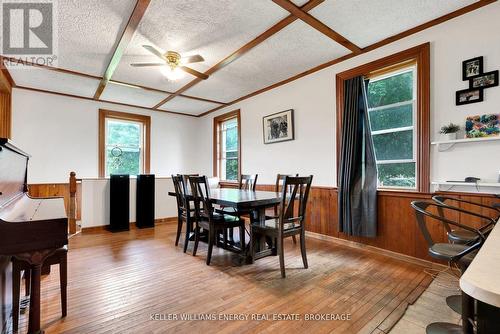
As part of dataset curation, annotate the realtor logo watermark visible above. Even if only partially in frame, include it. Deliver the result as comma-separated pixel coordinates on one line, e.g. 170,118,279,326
1,0,58,66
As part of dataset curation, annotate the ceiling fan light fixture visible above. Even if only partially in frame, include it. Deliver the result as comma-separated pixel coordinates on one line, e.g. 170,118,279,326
161,66,184,81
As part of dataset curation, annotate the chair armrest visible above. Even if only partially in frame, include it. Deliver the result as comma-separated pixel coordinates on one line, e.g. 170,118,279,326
433,195,500,214
413,203,487,242
432,196,497,226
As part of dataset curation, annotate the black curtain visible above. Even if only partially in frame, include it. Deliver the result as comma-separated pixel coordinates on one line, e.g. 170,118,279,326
338,76,378,237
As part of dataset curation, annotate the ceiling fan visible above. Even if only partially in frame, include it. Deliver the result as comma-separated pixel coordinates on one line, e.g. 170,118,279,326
130,45,208,80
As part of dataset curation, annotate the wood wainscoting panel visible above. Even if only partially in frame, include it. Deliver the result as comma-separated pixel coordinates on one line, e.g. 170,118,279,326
0,92,11,138
249,184,497,263
28,183,82,220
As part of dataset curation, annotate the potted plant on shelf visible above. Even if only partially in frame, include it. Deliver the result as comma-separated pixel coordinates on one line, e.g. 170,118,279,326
439,123,460,141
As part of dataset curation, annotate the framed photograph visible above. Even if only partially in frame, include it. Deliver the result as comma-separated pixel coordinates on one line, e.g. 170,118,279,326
456,88,483,106
263,109,294,144
462,56,483,80
470,70,499,89
465,114,500,138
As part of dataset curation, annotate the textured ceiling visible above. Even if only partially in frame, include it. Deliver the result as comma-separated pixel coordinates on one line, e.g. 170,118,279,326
310,0,478,48
158,96,222,115
57,0,137,76
184,20,351,102
6,0,486,116
8,65,100,98
100,82,169,107
111,0,289,92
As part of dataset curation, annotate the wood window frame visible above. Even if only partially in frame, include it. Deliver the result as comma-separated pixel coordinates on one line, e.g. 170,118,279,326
98,109,151,177
336,43,430,193
213,109,241,184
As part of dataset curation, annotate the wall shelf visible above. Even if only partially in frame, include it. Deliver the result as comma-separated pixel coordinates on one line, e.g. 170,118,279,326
432,181,500,194
431,136,500,151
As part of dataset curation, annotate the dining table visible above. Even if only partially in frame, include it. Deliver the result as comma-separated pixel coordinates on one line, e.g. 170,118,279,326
168,188,283,263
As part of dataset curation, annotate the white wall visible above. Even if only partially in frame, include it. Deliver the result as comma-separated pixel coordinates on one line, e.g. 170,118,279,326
80,178,176,228
11,89,201,183
198,3,500,187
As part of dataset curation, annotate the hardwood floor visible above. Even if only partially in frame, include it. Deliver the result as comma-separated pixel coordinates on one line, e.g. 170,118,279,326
11,223,432,334
390,273,461,333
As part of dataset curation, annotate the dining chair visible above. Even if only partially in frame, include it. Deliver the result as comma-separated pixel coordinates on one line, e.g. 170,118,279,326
216,174,258,243
189,176,246,265
172,175,195,253
432,195,497,244
239,174,258,191
266,174,299,243
411,201,485,333
251,175,313,278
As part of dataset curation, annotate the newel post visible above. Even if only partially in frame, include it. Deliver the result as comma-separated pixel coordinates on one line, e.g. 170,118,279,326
69,171,77,234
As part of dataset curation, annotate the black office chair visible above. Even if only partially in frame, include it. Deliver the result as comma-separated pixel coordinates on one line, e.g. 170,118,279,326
432,195,497,244
411,201,485,334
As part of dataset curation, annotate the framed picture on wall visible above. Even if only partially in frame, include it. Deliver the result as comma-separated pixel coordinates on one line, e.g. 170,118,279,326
462,56,483,80
456,88,483,105
263,109,294,144
470,70,499,89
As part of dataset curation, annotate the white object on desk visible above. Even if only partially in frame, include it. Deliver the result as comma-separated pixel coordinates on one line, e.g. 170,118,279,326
460,218,500,308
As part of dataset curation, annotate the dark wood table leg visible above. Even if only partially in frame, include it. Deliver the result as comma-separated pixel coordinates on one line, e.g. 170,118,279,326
462,291,474,334
28,264,43,334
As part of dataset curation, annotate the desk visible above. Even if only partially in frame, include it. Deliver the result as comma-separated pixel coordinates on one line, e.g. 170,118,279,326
460,218,500,332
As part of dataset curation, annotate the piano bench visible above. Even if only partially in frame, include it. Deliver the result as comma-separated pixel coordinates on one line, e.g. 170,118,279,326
11,246,68,332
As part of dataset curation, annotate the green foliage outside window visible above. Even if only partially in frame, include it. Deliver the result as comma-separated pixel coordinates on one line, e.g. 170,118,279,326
367,72,413,108
367,69,416,188
372,130,413,161
106,121,142,176
223,119,239,180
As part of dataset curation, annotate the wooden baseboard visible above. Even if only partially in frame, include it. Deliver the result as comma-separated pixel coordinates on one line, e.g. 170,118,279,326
81,217,177,233
305,231,446,270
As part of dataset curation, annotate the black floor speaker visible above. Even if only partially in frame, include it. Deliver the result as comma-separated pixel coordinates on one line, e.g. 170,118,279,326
136,174,155,228
109,174,130,232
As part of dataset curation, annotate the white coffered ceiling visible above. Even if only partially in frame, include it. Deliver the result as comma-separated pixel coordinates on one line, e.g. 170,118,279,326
5,0,484,116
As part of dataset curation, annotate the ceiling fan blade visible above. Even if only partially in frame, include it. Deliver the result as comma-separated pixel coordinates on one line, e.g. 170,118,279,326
130,63,166,67
142,45,165,60
180,66,209,80
181,54,204,64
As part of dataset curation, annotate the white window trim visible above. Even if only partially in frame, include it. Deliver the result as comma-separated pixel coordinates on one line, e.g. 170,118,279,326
368,65,418,189
104,118,145,177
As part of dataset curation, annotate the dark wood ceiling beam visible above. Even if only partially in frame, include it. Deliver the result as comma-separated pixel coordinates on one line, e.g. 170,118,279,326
197,0,497,117
93,0,151,99
0,55,226,105
152,0,325,109
271,0,361,53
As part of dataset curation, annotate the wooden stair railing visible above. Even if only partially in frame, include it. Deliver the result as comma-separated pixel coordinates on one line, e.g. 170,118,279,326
68,171,77,234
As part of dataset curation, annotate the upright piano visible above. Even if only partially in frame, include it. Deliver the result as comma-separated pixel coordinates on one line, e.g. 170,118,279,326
0,138,68,334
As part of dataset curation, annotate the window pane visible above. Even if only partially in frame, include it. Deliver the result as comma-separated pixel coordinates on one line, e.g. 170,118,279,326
377,163,416,188
369,104,413,131
372,130,413,161
226,151,238,159
224,126,238,151
367,71,413,108
106,147,140,175
225,159,238,181
107,121,141,147
220,117,239,181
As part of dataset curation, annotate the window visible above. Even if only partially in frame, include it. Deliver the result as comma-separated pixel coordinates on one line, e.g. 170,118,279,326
366,64,417,189
99,109,150,177
336,43,430,193
213,110,241,182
